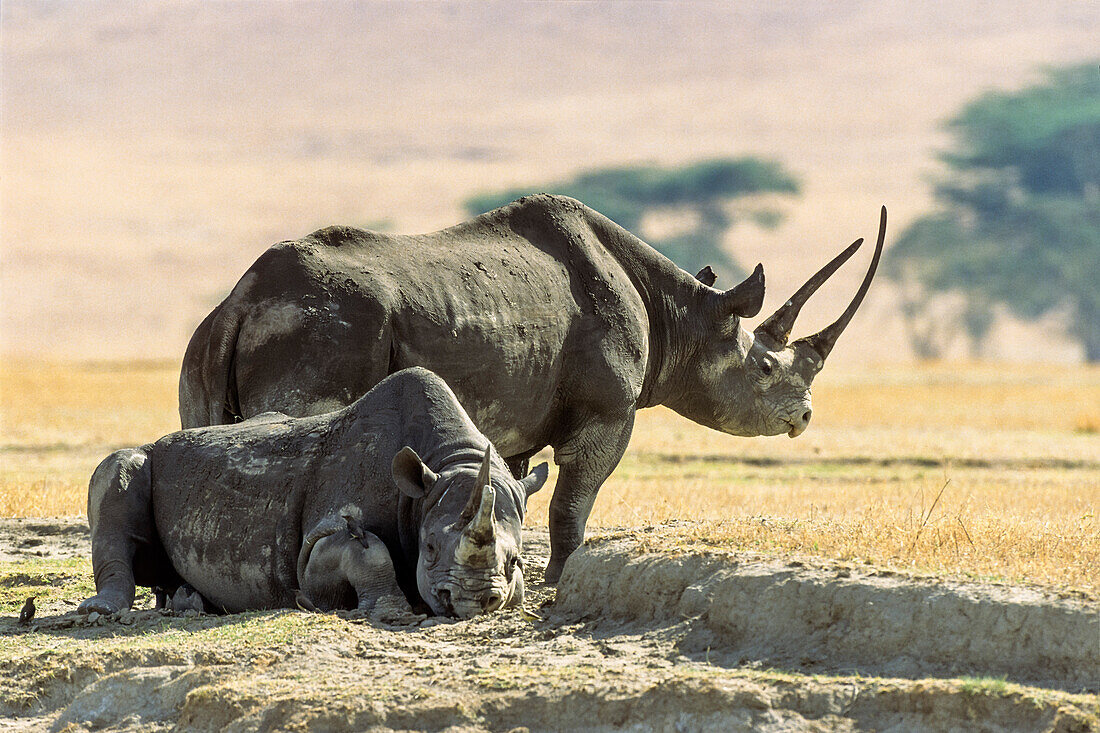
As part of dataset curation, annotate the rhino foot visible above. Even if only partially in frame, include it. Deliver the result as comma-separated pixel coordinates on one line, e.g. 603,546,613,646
78,593,127,615
543,558,566,585
167,584,206,614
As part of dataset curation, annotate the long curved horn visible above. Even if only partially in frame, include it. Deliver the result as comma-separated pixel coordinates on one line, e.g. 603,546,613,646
460,446,493,523
794,206,887,360
755,237,864,344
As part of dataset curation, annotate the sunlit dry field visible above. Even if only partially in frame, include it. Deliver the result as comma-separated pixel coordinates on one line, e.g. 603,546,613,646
1,359,1097,592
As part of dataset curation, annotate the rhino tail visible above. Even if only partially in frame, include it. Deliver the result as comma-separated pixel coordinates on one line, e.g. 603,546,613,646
179,297,245,429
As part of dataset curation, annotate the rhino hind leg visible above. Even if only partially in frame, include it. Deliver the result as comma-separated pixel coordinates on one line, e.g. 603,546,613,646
298,518,408,613
80,448,173,615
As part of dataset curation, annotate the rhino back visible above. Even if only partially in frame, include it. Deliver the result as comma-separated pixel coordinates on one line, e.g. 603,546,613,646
230,195,650,456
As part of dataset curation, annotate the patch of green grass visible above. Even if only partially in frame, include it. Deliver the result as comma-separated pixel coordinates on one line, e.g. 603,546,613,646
0,557,94,611
958,675,1011,696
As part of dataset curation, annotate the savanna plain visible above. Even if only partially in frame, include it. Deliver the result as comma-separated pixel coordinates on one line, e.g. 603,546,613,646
0,360,1097,731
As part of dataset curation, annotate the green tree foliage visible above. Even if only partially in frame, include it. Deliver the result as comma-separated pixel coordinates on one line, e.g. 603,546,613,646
465,158,799,279
888,63,1100,360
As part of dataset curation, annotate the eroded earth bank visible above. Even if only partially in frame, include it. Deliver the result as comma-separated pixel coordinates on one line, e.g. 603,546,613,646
1,519,1097,732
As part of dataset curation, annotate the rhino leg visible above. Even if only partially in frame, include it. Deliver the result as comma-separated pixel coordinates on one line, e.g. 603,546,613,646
298,517,408,613
545,412,636,584
80,448,171,615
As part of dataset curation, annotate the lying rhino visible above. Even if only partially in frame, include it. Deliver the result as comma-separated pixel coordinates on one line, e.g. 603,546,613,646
79,367,548,618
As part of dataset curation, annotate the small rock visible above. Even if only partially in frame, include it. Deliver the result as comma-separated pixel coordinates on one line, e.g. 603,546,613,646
87,611,100,624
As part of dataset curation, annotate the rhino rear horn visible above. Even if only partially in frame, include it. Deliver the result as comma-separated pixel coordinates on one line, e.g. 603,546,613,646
715,264,765,320
755,236,864,345
462,484,497,546
460,446,493,523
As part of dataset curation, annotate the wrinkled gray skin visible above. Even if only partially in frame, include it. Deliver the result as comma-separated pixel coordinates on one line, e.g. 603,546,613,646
79,368,548,618
180,194,885,582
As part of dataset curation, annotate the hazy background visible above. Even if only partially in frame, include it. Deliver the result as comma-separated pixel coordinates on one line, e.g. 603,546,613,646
3,1,1098,363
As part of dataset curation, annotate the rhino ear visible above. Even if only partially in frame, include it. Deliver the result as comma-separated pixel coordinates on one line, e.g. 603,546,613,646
695,266,717,287
518,462,549,498
391,446,438,499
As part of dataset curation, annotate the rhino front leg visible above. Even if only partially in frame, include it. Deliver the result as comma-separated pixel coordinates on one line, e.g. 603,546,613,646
79,448,160,615
545,412,635,584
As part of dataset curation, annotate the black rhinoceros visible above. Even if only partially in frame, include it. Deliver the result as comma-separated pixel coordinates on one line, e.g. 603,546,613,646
180,194,885,581
79,367,548,618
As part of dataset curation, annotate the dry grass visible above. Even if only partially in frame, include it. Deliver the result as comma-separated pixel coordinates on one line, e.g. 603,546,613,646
1,359,1097,591
0,360,179,516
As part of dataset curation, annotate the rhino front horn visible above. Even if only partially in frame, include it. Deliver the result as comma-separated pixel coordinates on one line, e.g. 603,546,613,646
462,484,498,546
756,236,865,345
794,205,886,360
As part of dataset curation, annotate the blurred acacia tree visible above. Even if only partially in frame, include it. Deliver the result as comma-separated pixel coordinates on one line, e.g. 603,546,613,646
465,158,799,280
887,63,1100,361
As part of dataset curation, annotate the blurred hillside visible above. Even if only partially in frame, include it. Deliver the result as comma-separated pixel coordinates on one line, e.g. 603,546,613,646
2,1,1098,362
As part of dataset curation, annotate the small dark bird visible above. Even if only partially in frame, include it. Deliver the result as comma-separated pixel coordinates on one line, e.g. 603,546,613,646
294,590,318,613
18,596,36,625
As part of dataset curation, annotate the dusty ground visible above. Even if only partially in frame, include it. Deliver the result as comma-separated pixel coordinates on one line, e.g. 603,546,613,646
1,518,1096,732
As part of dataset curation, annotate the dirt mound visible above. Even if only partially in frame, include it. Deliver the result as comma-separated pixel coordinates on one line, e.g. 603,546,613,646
2,519,1097,732
557,534,1098,692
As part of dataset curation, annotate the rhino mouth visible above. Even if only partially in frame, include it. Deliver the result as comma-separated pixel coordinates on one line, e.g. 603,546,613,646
430,578,510,618
785,419,806,439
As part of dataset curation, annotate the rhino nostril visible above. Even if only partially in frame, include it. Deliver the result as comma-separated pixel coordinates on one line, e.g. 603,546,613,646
802,410,812,425
437,588,452,611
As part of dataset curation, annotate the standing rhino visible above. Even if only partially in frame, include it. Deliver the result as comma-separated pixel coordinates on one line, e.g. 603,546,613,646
80,367,548,618
181,195,885,581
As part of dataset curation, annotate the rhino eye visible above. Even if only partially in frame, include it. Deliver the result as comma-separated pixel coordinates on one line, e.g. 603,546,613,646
424,541,438,564
760,360,773,376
